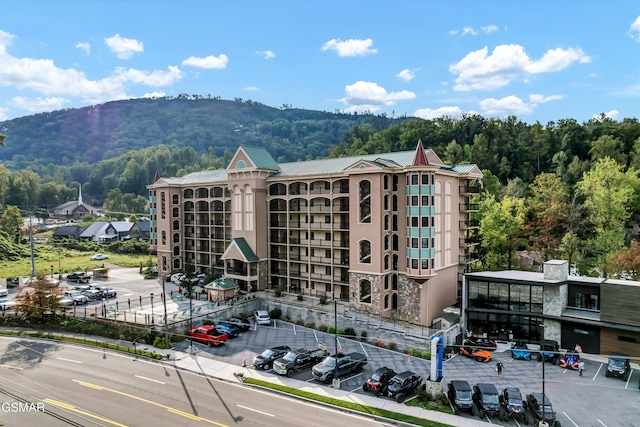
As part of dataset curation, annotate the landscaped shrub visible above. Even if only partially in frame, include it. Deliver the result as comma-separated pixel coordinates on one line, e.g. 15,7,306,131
153,336,171,349
319,295,327,305
296,294,303,301
295,318,304,326
421,351,431,360
304,322,316,329
327,326,336,334
386,341,397,351
318,324,328,332
336,328,344,335
411,348,422,357
344,327,356,337
360,330,368,341
268,308,282,319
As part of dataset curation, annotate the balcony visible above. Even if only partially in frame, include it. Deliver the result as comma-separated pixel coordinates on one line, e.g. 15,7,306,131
459,185,481,194
270,268,288,276
270,221,286,228
459,220,480,229
309,222,332,230
459,203,479,212
270,252,287,260
459,237,479,246
309,256,331,264
335,240,349,248
333,257,349,265
333,274,350,284
270,237,287,244
309,206,331,212
459,254,480,264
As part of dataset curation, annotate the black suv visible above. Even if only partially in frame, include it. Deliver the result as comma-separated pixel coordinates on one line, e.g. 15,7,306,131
253,345,291,370
67,272,90,283
537,339,559,364
384,371,424,403
472,383,500,419
525,392,560,427
499,387,528,424
447,380,474,415
606,353,630,380
363,367,396,396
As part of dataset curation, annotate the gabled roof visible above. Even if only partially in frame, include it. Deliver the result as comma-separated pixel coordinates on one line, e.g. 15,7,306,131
135,221,150,232
79,222,109,237
204,277,239,290
53,225,85,237
110,221,134,233
412,139,429,166
221,237,259,262
241,145,280,170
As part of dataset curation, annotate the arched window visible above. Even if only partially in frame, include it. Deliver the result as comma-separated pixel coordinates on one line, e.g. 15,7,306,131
172,207,179,217
392,214,398,231
384,175,389,190
384,275,389,290
359,180,371,223
161,255,167,270
172,220,180,231
392,195,398,211
161,230,166,245
384,214,389,231
393,254,398,270
359,280,372,303
384,294,390,309
173,259,181,270
172,194,179,204
392,293,398,310
160,192,166,219
173,233,180,243
384,255,390,270
392,273,398,290
244,184,253,231
359,240,371,264
392,234,399,251
173,246,180,256
384,194,389,210
384,235,390,251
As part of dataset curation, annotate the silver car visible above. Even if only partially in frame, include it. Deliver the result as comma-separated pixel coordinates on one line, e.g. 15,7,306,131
64,291,89,306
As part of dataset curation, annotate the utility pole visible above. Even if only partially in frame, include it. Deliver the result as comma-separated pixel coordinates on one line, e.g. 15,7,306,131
334,299,338,355
162,276,169,345
29,214,36,278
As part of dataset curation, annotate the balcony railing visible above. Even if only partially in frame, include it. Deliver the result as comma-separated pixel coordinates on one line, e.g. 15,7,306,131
459,237,479,246
459,185,480,194
459,255,480,264
459,220,480,229
459,203,479,212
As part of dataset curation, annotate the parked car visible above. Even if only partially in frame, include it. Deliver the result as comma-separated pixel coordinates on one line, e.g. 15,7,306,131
225,317,251,332
384,370,424,403
6,277,19,288
64,291,89,306
447,380,474,415
537,339,559,364
363,367,396,396
70,284,92,292
67,272,90,283
525,392,560,427
92,285,117,298
170,273,185,284
460,340,492,362
0,298,17,310
58,296,75,308
273,347,329,377
472,383,501,419
253,345,291,370
254,310,271,325
0,287,7,298
511,342,532,360
214,322,240,338
499,387,529,424
312,352,368,383
606,353,630,380
559,350,580,370
82,289,103,301
466,336,497,350
187,325,228,346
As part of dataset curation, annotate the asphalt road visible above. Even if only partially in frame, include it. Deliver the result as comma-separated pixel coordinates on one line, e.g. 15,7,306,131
0,336,386,427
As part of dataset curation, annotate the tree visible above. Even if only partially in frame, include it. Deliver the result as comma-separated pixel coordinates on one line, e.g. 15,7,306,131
479,195,526,269
15,273,63,321
589,135,627,166
0,133,5,147
576,157,640,275
0,205,23,242
607,239,640,280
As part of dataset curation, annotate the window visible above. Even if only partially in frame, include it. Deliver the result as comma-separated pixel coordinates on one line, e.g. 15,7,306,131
173,246,180,256
359,180,371,223
411,174,418,185
422,259,428,269
422,174,429,185
172,220,180,231
422,217,428,227
172,207,179,217
392,274,398,290
160,192,166,219
412,196,418,206
392,293,398,310
411,259,418,269
161,230,166,245
411,238,418,248
384,195,389,210
173,233,180,243
384,235,390,250
384,294,389,309
326,266,331,275
359,280,372,303
385,275,389,290
325,215,330,224
359,240,371,263
325,249,331,258
422,195,429,206
172,194,179,204
384,175,389,190
384,215,390,230
422,238,428,248
411,217,418,227
384,255,390,270
244,185,253,231
325,233,331,241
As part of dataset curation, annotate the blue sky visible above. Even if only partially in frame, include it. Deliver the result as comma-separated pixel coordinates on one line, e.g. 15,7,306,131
1,1,639,124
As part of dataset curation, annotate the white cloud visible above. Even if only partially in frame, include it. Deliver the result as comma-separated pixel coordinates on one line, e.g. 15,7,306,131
244,86,260,91
9,96,68,112
629,16,640,42
0,106,8,121
113,66,183,86
256,50,275,59
338,81,416,108
479,95,533,116
396,68,420,81
593,110,619,121
321,38,377,57
142,91,165,98
462,26,478,36
481,25,498,34
414,106,463,120
529,93,564,104
75,42,90,55
0,29,16,54
450,44,591,91
104,34,143,59
181,54,228,69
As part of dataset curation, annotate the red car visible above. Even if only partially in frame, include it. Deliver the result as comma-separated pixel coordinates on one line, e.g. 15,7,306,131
187,325,228,346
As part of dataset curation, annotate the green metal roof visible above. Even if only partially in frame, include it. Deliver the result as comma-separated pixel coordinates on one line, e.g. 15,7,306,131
205,277,238,290
241,145,280,170
160,169,228,185
234,237,259,262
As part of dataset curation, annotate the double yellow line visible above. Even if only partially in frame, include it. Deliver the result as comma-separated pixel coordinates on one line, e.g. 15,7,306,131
71,379,228,426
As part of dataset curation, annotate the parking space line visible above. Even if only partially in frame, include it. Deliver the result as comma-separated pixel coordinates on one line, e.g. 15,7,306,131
514,419,521,427
350,386,361,393
484,414,492,423
293,324,296,335
313,330,318,342
536,361,542,368
625,369,633,389
563,411,579,426
359,342,368,358
592,363,603,381
597,419,608,427
562,368,568,374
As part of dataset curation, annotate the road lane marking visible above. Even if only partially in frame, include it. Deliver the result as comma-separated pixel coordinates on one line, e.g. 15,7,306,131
237,404,274,417
57,357,82,364
43,398,128,427
73,379,228,426
563,411,579,426
0,364,23,370
134,375,165,384
597,419,608,427
625,369,633,389
593,363,603,381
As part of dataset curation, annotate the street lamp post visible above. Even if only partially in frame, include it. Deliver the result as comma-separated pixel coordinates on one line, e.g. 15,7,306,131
334,299,338,355
539,322,548,427
57,247,62,280
150,293,154,325
50,265,54,281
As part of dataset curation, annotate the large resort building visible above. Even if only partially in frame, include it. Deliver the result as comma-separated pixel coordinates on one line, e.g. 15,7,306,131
148,141,483,327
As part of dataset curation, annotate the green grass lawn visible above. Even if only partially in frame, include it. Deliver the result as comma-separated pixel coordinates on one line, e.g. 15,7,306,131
0,248,151,278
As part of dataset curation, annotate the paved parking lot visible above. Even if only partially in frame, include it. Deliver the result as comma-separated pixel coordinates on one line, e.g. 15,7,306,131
173,319,640,427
